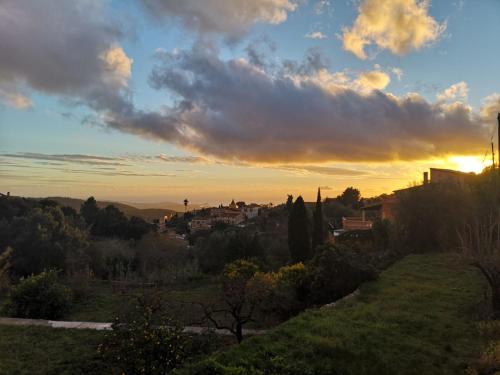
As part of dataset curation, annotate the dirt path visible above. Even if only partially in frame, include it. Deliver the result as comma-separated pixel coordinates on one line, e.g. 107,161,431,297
0,316,267,336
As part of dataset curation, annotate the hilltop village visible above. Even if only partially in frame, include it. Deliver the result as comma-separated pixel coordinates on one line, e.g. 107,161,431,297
157,167,474,242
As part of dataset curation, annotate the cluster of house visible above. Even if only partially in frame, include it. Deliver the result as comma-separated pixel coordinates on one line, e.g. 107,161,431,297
189,200,263,233
154,167,473,237
335,167,474,237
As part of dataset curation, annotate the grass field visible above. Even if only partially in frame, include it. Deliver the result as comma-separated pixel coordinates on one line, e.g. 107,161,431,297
0,253,490,374
0,325,107,375
177,253,488,374
67,278,221,324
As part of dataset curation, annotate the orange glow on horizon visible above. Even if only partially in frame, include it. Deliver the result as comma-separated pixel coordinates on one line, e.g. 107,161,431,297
447,155,492,174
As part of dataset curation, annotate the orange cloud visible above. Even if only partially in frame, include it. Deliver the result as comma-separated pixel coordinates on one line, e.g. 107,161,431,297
342,0,445,59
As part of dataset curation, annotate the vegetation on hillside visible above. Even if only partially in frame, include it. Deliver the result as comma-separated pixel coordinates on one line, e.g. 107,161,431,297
177,254,486,375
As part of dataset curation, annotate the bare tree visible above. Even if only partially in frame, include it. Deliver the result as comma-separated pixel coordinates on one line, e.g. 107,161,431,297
197,260,273,343
459,210,500,318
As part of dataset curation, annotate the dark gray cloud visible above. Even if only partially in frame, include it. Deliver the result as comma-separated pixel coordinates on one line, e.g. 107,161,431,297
0,0,131,111
104,44,490,163
140,0,298,40
244,36,277,68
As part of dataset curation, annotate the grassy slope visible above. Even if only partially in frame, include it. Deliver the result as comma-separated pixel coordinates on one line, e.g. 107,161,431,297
179,253,486,375
0,254,487,374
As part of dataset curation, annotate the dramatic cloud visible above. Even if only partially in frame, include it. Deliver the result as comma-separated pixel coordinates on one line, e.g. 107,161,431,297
103,45,490,163
305,31,327,39
342,0,445,59
140,0,298,39
0,0,131,110
282,51,391,93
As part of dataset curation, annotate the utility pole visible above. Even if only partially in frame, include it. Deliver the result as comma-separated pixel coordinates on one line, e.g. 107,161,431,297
492,142,495,170
498,113,500,172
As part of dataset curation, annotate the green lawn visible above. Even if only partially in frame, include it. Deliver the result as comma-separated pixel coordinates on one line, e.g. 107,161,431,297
177,253,488,375
67,278,221,324
0,325,107,375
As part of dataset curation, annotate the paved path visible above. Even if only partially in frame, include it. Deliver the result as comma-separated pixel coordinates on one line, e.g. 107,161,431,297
0,317,267,336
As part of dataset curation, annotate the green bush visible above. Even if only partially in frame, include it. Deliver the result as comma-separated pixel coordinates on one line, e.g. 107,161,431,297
266,263,309,319
394,183,471,253
306,245,377,305
99,303,187,374
4,270,72,319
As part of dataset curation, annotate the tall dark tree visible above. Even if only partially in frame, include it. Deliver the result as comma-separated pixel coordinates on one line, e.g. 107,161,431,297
91,205,128,238
8,206,88,277
80,196,99,225
288,196,311,263
312,188,325,251
337,187,361,209
285,195,293,211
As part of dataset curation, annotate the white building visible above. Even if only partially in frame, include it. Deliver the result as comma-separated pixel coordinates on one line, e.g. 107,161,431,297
241,204,260,220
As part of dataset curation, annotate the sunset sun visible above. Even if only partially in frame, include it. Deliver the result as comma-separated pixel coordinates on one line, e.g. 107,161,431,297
448,156,492,174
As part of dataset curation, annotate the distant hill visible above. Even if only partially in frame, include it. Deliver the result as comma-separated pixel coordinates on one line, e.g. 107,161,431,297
126,201,209,212
46,197,177,221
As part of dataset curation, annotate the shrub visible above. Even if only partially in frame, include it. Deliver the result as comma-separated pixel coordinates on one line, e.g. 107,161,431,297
99,303,187,374
306,245,377,305
266,263,309,319
371,218,392,250
394,183,471,253
196,231,265,274
4,269,72,319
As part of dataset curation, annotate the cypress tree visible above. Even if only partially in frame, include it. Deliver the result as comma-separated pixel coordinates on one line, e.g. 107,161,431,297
288,196,312,263
80,196,99,225
312,187,325,251
285,194,293,211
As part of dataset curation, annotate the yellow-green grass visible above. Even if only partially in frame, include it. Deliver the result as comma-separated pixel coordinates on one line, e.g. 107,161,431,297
178,253,487,375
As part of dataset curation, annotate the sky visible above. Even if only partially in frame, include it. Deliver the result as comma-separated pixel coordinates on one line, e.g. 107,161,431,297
1,0,500,205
